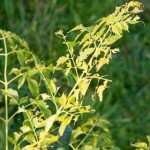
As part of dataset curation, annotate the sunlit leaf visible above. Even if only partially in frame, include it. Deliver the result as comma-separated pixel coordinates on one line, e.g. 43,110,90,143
48,79,57,94
105,34,121,45
45,114,58,133
96,58,109,71
56,56,68,67
10,68,21,75
20,125,30,133
79,79,90,96
59,93,67,107
69,24,85,32
13,132,22,142
78,48,95,62
131,142,148,149
97,80,108,102
2,88,19,100
59,115,73,136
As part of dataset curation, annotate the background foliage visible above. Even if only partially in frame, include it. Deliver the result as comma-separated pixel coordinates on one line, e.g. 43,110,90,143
0,0,149,149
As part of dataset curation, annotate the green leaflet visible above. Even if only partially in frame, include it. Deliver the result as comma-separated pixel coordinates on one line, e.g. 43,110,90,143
48,79,57,94
18,76,25,89
20,125,30,133
19,96,28,105
105,34,121,45
69,24,85,32
37,101,52,119
9,68,21,76
17,51,25,66
27,78,39,97
40,133,59,145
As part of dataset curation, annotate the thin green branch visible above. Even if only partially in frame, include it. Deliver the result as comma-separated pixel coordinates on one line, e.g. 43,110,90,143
62,34,79,78
8,74,23,85
7,51,16,56
8,111,20,122
0,117,5,123
0,80,5,85
35,64,58,111
25,110,38,142
68,72,84,97
2,31,9,150
69,143,76,150
76,119,99,149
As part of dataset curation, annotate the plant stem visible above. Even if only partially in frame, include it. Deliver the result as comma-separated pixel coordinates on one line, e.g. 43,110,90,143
76,119,98,149
0,117,5,123
2,32,9,150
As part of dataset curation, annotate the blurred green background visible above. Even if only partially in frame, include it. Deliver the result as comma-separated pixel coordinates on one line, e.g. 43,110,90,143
0,0,149,149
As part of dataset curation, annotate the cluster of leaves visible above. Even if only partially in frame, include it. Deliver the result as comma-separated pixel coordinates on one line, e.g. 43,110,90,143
0,1,143,150
70,116,120,150
132,136,150,150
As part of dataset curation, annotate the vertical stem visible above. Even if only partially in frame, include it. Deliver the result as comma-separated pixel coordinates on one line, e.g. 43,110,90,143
3,33,8,150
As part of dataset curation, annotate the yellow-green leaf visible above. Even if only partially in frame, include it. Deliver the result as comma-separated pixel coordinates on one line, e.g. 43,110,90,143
56,56,68,67
18,76,25,89
97,80,108,102
79,79,90,96
59,115,73,136
78,48,95,62
59,93,67,107
96,58,109,71
45,114,58,133
131,142,148,149
20,125,30,133
69,24,85,32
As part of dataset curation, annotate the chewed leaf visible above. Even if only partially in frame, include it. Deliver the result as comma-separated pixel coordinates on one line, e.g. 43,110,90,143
121,22,129,31
78,48,95,62
96,58,109,71
97,80,108,102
